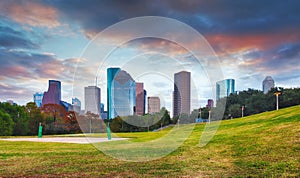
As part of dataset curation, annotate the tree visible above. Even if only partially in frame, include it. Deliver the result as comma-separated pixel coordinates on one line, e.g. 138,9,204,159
63,111,81,133
0,110,14,136
228,104,241,119
26,102,44,135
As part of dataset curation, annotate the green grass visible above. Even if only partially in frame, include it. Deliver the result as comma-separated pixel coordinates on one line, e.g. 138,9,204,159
0,105,299,177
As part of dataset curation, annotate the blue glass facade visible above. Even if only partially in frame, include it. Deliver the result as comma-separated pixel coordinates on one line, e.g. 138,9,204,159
107,68,136,119
216,79,235,100
33,92,43,108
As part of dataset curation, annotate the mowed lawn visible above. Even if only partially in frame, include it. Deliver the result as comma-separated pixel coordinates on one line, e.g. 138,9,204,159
0,105,299,177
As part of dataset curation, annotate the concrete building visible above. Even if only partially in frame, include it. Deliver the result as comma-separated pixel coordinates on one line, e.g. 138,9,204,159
262,76,275,94
136,82,146,115
148,97,160,114
84,86,101,115
216,79,235,100
206,99,214,108
173,71,191,116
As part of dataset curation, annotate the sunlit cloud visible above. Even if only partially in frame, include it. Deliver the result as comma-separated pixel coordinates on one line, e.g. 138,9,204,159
0,1,61,28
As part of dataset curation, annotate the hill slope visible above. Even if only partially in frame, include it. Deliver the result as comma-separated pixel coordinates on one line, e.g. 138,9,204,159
0,105,299,177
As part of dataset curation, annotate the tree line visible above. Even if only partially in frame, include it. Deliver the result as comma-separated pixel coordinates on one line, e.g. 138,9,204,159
1,87,300,136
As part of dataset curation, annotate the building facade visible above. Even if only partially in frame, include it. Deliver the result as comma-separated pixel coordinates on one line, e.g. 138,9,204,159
216,79,235,100
136,82,145,115
173,71,191,117
84,86,101,115
107,68,136,119
262,76,275,94
33,92,43,108
148,97,160,114
206,99,214,108
42,80,61,106
72,97,81,113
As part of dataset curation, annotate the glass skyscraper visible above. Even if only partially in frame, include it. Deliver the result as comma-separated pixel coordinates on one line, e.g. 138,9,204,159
33,92,43,108
262,76,275,94
107,68,136,119
216,79,235,100
42,80,61,106
72,97,81,113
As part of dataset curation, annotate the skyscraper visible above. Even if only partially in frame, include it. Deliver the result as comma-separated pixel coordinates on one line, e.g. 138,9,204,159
107,68,136,119
173,71,191,117
148,97,160,114
42,80,61,106
262,76,275,94
72,97,81,113
216,79,235,100
33,92,43,108
206,99,214,109
136,82,145,115
84,86,101,115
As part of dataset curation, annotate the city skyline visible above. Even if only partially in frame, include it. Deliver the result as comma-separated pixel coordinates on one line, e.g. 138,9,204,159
1,1,300,108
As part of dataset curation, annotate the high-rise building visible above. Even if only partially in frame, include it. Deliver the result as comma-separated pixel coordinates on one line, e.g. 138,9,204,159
84,86,101,115
33,92,43,108
216,79,235,100
136,82,145,115
173,71,191,117
148,97,160,114
72,97,81,113
42,80,61,106
206,99,214,109
100,103,105,113
262,76,275,94
107,68,136,119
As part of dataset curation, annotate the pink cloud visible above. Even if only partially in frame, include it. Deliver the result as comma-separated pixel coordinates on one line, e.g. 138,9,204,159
1,1,60,28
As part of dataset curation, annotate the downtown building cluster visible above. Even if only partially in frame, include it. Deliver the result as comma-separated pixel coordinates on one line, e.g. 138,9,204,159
33,68,276,119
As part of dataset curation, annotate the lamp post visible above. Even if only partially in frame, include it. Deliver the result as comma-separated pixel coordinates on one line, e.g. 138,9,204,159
274,91,281,110
208,110,211,123
89,117,92,133
241,105,245,118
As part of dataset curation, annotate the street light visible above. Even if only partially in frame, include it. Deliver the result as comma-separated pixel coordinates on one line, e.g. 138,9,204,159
208,110,211,123
274,90,281,110
241,105,245,118
89,117,92,133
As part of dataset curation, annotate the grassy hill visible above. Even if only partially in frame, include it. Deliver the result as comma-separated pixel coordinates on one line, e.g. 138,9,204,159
0,105,299,177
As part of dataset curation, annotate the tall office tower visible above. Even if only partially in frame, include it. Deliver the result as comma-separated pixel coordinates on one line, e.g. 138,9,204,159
216,79,235,101
206,99,214,109
173,71,191,117
33,92,43,108
144,90,147,114
107,68,136,119
72,97,81,113
262,76,275,94
136,82,145,115
42,80,61,106
148,97,160,114
84,86,101,115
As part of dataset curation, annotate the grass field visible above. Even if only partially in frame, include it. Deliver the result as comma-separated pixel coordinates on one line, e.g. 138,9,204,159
0,105,299,177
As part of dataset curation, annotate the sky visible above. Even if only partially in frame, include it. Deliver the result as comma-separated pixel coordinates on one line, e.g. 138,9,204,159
0,0,300,113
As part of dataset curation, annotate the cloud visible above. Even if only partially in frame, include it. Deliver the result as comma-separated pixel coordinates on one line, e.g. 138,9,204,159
0,0,60,28
0,25,39,49
0,83,33,103
0,49,79,80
